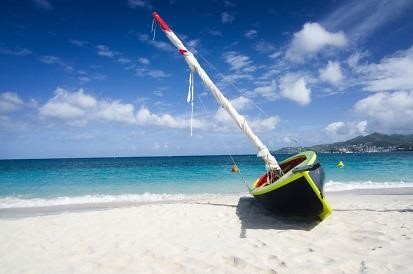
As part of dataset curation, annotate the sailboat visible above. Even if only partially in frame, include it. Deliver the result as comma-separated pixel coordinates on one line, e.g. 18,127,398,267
152,12,332,220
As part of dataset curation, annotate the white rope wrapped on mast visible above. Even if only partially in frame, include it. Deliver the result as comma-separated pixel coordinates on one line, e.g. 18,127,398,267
187,71,194,136
152,11,282,174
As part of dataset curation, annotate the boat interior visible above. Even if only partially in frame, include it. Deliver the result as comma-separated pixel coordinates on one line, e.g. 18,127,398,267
255,155,307,188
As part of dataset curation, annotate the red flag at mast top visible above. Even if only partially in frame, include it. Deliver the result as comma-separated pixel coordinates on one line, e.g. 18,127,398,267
152,12,171,32
152,11,189,56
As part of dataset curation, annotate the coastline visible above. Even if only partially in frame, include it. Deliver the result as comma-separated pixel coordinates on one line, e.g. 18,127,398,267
0,187,412,273
1,187,413,219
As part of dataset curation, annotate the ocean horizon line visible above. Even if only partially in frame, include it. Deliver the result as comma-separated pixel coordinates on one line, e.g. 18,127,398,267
0,153,262,161
1,150,412,161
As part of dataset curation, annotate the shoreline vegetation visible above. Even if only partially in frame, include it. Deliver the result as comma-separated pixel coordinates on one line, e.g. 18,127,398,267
0,187,412,273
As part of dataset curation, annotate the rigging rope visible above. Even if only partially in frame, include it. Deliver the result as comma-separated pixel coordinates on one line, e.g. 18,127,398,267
172,30,268,118
148,14,273,188
187,71,195,136
227,152,251,192
151,18,157,40
196,86,252,191
195,51,268,117
195,86,251,190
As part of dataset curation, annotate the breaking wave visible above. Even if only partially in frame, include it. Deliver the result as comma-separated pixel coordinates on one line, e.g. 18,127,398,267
1,181,412,209
0,193,222,209
325,180,413,192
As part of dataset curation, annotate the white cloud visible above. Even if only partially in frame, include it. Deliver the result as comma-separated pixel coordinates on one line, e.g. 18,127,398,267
78,76,91,83
219,73,253,85
40,88,97,120
0,47,31,56
253,80,278,101
96,45,116,58
222,52,259,85
117,57,131,64
252,74,312,105
214,112,279,133
278,74,311,105
324,120,368,142
39,88,201,129
269,51,282,59
283,136,294,144
128,0,146,8
251,116,279,131
96,101,136,123
319,61,344,85
354,91,413,132
153,90,164,97
208,29,223,37
153,142,168,150
93,73,107,81
0,114,28,132
361,46,413,92
325,120,367,140
39,55,73,71
0,92,24,113
212,95,279,132
138,34,174,52
136,106,202,128
135,68,170,78
138,57,150,65
186,39,200,52
224,0,236,7
33,0,53,10
221,12,235,24
244,30,257,39
322,0,413,40
214,96,252,123
230,96,252,110
39,55,60,64
77,72,106,83
254,41,276,54
286,22,347,62
223,51,256,73
69,40,88,47
346,51,368,69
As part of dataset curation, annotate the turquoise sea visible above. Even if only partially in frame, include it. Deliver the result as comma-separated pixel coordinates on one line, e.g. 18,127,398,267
0,153,412,208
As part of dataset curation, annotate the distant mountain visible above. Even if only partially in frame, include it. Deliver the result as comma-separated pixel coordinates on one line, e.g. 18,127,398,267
275,133,413,154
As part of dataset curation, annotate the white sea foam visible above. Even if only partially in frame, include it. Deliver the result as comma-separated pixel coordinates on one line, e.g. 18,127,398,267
325,180,413,192
1,181,413,209
0,193,222,209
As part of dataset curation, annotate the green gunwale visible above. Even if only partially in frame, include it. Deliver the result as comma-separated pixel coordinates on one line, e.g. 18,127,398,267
249,150,332,220
249,151,316,196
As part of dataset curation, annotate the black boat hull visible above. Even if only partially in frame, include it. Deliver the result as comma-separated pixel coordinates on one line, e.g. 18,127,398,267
250,151,332,220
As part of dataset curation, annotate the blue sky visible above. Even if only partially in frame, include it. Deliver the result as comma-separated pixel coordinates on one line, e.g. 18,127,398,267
1,0,413,159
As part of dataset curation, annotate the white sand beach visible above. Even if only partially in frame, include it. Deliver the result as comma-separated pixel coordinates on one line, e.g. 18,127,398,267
0,188,412,274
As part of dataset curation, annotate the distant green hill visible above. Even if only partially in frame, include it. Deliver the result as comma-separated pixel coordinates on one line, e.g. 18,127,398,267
275,133,413,153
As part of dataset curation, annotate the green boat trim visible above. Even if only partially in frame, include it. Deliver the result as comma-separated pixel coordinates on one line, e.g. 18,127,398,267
250,151,332,221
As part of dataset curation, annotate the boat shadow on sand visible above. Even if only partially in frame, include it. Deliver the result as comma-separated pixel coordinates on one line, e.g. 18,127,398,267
236,197,319,238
